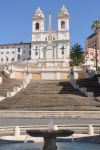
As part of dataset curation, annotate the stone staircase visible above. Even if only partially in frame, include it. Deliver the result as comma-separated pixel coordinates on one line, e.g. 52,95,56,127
0,71,23,97
77,74,100,98
0,65,6,71
0,80,100,111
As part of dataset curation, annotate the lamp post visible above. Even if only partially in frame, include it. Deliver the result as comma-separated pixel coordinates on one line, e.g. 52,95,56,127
95,43,98,72
95,31,98,72
85,55,89,71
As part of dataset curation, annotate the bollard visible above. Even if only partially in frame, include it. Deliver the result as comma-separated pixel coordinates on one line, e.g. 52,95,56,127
74,72,78,79
14,126,20,137
53,125,58,131
7,91,12,97
0,77,2,84
86,92,94,97
13,87,18,92
88,124,94,135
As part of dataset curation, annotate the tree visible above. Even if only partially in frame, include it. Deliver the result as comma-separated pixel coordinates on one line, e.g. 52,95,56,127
91,20,100,32
70,43,85,67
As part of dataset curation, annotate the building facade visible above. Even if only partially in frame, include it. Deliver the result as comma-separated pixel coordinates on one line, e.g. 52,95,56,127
0,5,70,80
0,5,70,65
31,6,70,61
86,30,100,67
0,43,31,64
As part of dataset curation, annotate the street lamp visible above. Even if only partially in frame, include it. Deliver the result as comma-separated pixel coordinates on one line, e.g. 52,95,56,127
95,43,98,72
85,55,89,71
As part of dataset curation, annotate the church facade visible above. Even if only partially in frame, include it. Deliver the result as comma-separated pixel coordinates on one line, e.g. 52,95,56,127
31,6,70,61
0,5,70,80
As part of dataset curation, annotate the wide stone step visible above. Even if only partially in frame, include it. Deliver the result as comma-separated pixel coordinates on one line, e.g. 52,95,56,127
87,89,100,93
4,96,96,106
26,87,74,90
94,93,100,97
0,105,99,111
25,89,75,92
0,79,100,111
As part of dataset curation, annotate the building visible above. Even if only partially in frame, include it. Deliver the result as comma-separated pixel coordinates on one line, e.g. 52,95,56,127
86,30,100,67
0,43,31,64
31,6,70,61
0,5,70,80
86,30,100,50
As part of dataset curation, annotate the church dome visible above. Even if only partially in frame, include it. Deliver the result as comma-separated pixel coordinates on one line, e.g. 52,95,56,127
33,7,44,18
58,5,69,16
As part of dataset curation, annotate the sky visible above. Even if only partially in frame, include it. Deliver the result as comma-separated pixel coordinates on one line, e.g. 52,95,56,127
0,0,100,49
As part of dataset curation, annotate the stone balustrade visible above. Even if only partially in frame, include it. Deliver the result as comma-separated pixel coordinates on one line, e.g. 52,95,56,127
6,79,30,98
0,111,100,119
0,124,99,136
0,77,2,84
70,72,100,98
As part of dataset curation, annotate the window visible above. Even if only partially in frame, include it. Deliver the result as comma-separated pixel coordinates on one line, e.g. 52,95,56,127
61,46,65,54
12,58,14,61
18,48,20,52
53,37,55,41
90,52,93,56
11,51,14,54
29,51,31,55
35,51,38,55
18,54,20,59
1,47,4,49
62,50,64,55
35,22,39,30
6,47,9,49
1,52,3,54
45,37,47,41
35,46,38,55
6,51,9,54
61,21,65,29
6,57,8,61
1,58,3,61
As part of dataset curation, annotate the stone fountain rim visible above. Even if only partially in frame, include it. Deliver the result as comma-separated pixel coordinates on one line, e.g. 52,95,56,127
26,129,74,137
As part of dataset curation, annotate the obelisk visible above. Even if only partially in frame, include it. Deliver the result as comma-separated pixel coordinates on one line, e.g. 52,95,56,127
48,12,52,42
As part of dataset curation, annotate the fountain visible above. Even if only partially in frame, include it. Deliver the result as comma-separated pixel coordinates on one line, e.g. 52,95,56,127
26,120,74,150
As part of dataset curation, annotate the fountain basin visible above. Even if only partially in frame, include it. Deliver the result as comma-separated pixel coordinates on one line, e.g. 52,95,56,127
27,130,74,150
27,130,74,137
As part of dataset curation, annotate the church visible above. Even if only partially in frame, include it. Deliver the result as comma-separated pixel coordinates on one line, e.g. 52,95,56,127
0,5,70,80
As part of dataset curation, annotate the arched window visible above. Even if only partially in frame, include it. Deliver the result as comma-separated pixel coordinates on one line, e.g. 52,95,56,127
35,46,38,55
53,37,55,41
35,23,39,30
61,21,65,29
45,37,47,41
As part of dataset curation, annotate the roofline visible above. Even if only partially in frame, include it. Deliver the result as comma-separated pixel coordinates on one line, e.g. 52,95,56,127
0,42,31,46
87,32,96,39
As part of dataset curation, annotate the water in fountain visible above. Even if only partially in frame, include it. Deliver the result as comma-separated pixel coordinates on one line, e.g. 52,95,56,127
24,135,29,143
0,142,99,150
71,134,75,143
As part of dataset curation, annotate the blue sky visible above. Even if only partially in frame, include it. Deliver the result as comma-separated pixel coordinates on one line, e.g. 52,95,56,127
0,0,100,49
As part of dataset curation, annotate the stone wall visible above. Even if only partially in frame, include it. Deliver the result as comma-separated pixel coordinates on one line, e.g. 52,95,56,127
0,111,100,119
